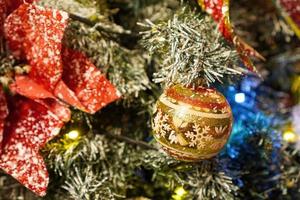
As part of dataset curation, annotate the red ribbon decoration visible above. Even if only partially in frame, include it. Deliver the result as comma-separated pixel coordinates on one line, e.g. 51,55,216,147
0,3,120,196
0,92,68,196
198,0,265,72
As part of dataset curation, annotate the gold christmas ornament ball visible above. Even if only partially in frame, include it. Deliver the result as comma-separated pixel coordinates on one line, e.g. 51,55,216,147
152,84,233,161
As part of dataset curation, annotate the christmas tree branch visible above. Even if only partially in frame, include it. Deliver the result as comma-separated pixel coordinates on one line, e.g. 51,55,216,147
63,20,151,103
68,13,96,27
98,129,158,150
39,0,152,104
140,7,243,86
68,13,129,35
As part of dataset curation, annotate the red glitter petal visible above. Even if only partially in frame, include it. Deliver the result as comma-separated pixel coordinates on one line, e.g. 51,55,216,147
11,76,55,99
59,48,120,113
280,0,300,27
1,0,30,35
34,98,71,122
0,1,6,35
10,76,71,122
4,4,69,89
0,97,64,196
0,88,8,155
5,4,119,114
5,0,35,14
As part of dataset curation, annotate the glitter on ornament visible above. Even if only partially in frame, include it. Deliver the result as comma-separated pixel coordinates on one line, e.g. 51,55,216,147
152,84,233,161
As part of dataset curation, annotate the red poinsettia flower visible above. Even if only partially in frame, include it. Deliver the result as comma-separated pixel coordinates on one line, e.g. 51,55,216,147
5,3,120,113
0,3,120,196
0,89,70,196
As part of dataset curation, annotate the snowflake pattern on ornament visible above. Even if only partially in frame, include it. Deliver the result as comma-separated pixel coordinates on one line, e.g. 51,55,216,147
214,125,228,137
168,132,179,144
184,124,212,149
153,110,173,138
220,107,229,114
153,109,229,149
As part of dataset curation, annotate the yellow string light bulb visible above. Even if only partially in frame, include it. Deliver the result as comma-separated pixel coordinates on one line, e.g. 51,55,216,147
172,186,188,200
283,130,297,143
66,130,80,140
